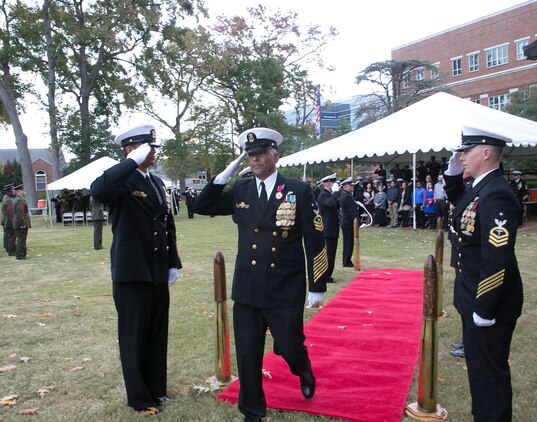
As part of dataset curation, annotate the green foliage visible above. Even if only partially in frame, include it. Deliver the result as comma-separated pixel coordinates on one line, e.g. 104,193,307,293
506,85,537,122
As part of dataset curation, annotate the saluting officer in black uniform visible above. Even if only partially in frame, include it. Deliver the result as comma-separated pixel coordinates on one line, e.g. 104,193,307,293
317,173,340,283
194,127,328,422
91,125,182,415
339,177,358,268
444,126,523,422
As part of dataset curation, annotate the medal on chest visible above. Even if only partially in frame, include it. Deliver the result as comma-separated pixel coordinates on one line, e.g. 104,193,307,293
460,196,478,235
276,191,296,237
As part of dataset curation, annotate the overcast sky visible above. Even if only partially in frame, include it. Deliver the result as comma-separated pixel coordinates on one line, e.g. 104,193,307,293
2,0,529,149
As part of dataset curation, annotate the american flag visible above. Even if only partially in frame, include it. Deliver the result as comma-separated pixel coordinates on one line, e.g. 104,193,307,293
313,85,321,132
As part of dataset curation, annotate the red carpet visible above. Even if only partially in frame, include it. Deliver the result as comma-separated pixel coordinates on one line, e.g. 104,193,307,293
217,269,423,421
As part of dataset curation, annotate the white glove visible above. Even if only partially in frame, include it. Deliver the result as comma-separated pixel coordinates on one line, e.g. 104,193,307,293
473,312,496,327
307,292,324,308
213,151,247,185
127,143,151,166
331,182,340,193
168,268,180,285
444,151,463,176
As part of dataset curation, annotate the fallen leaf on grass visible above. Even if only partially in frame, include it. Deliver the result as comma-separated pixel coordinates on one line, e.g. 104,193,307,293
17,407,39,415
205,376,223,391
437,374,446,382
262,369,272,379
72,312,84,316
73,295,81,300
20,356,31,363
81,357,92,363
8,353,17,359
0,394,18,406
192,384,210,394
30,313,53,317
0,365,17,372
69,366,84,372
2,314,17,319
37,322,46,326
37,386,54,398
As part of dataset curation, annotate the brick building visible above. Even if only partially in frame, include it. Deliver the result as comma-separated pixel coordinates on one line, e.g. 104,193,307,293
391,0,537,109
0,149,65,196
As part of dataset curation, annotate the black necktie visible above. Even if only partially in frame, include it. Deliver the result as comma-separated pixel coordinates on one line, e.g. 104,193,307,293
147,174,163,205
259,181,268,209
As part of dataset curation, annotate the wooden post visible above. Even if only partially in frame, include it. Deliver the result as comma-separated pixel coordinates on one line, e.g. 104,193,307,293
214,252,231,382
405,255,447,420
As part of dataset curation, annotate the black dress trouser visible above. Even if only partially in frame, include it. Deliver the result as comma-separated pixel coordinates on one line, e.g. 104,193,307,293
233,302,311,421
462,318,516,422
113,282,169,411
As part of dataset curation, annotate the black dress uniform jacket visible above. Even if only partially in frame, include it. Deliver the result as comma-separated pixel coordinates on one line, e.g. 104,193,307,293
444,169,523,322
317,188,340,239
194,174,328,308
91,159,181,282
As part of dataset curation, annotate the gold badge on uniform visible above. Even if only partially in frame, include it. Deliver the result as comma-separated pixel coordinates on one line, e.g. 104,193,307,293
132,190,148,198
313,210,324,232
236,201,250,209
489,218,509,247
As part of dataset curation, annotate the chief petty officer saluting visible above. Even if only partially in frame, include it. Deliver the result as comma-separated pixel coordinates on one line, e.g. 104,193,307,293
444,126,523,422
194,127,328,422
91,125,182,415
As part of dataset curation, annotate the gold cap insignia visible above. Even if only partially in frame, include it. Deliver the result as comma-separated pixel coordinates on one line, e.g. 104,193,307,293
247,133,257,143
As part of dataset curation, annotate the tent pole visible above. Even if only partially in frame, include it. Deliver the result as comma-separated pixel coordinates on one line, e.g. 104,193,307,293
303,163,307,181
412,153,416,229
351,158,354,179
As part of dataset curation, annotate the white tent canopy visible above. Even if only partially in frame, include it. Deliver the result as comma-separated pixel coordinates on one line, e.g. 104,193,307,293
277,92,537,168
47,156,119,191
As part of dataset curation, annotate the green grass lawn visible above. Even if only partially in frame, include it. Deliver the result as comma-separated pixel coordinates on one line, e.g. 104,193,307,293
1,212,536,421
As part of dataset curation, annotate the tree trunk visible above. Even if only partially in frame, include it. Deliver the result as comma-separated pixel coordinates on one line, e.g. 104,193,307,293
0,82,37,207
43,0,62,181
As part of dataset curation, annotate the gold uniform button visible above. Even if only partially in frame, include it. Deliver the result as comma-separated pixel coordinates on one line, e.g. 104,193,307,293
272,231,277,237
251,260,257,266
252,244,257,250
166,246,169,250
458,253,462,258
154,247,158,252
272,247,277,252
270,263,276,268
254,228,259,233
154,231,158,236
458,269,462,273
458,237,462,242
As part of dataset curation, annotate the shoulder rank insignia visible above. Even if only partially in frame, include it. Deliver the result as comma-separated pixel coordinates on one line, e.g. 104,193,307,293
132,190,147,198
313,209,324,232
236,201,250,209
489,218,509,247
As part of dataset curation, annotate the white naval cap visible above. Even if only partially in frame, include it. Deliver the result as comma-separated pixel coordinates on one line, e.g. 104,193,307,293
456,126,512,152
115,124,160,148
239,166,254,178
238,127,283,153
320,173,337,183
340,177,353,186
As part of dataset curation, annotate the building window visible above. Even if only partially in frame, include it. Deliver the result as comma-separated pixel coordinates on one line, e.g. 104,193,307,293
488,94,509,111
516,39,529,60
35,170,47,191
468,52,479,72
471,99,481,105
451,57,462,76
430,64,439,80
403,73,411,88
485,44,508,68
415,67,424,81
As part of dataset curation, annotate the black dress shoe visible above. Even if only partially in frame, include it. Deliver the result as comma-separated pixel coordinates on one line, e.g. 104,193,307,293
299,370,316,400
326,277,336,283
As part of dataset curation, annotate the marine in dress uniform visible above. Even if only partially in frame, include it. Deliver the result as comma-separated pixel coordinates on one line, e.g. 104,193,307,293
90,125,182,415
1,184,15,256
316,173,340,282
338,177,358,267
12,185,31,260
194,127,328,422
89,195,105,250
444,126,523,422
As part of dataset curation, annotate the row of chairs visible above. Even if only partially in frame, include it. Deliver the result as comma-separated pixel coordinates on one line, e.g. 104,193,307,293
62,211,108,227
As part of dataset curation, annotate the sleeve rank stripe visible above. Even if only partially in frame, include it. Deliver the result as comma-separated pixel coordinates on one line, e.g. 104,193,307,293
476,269,505,298
313,246,328,282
